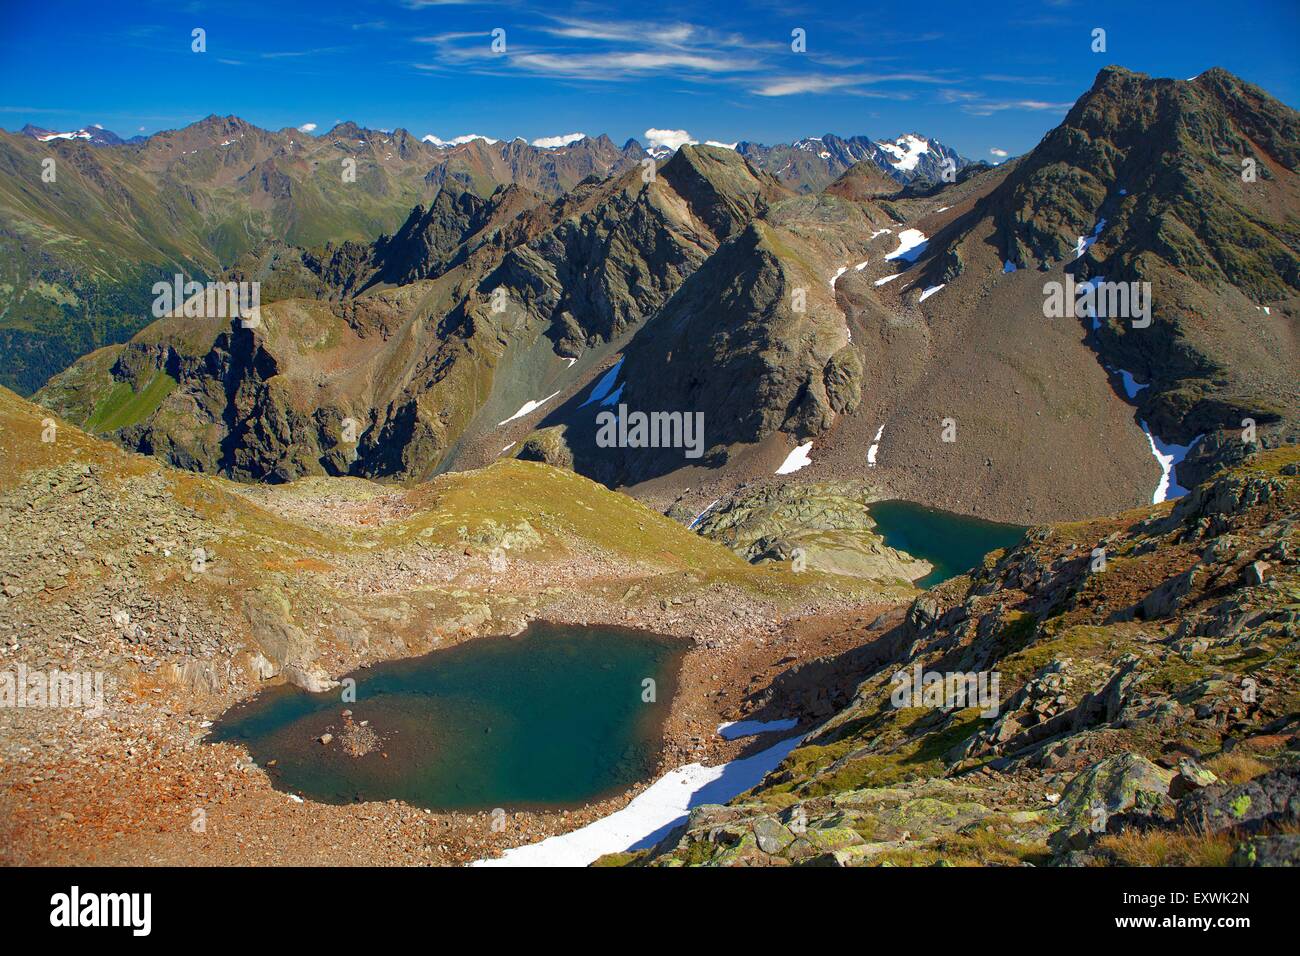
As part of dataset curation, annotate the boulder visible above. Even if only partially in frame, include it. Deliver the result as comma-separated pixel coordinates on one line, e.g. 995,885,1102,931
1177,765,1300,835
1050,753,1174,851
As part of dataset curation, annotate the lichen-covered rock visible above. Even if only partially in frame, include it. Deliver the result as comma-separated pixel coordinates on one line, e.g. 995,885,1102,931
1230,833,1300,867
1050,753,1174,851
1176,766,1300,836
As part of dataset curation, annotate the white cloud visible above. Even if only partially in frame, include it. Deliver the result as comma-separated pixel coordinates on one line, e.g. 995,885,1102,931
531,132,586,148
989,147,1009,157
703,140,737,149
297,122,317,133
421,133,500,147
644,128,696,150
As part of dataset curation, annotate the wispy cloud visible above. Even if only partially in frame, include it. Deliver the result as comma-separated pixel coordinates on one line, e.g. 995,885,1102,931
961,98,1073,116
0,105,78,114
513,50,762,78
408,14,962,107
413,17,795,85
755,72,951,97
261,47,343,60
980,73,1061,85
938,89,984,103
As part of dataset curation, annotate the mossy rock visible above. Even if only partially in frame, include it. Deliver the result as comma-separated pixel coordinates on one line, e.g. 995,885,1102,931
1050,752,1174,851
516,425,574,470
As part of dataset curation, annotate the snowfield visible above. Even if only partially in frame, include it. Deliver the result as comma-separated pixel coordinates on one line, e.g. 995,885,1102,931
867,425,884,467
776,441,814,475
472,731,806,867
1141,425,1203,503
877,134,931,172
885,229,929,263
498,391,560,425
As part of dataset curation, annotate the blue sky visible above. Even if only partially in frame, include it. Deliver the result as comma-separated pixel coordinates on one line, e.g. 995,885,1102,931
2,0,1297,159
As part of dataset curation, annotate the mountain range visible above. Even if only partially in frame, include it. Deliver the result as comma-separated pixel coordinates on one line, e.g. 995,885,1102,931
27,66,1299,530
0,117,970,394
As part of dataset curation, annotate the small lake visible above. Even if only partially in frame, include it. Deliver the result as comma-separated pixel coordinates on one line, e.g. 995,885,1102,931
209,622,685,811
868,500,1026,588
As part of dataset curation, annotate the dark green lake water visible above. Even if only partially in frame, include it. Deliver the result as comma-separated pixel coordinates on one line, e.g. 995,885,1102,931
868,500,1026,588
209,622,685,811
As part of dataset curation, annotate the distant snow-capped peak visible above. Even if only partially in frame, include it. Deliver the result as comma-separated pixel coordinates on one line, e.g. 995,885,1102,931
21,123,123,146
875,134,931,172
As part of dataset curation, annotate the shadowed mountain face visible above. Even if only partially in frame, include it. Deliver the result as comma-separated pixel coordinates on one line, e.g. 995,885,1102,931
28,68,1300,526
35,146,787,483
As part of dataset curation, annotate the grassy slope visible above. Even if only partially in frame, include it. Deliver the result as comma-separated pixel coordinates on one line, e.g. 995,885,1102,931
2,384,905,611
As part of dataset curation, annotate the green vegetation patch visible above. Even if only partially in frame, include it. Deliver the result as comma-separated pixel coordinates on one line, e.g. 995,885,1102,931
86,371,177,433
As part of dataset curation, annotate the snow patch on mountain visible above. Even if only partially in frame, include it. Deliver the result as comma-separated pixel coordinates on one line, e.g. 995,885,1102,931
580,359,625,408
776,442,814,475
1142,426,1203,503
885,229,929,263
499,392,560,426
867,426,885,467
1074,218,1107,260
1117,370,1148,400
472,731,805,867
718,718,798,740
876,134,931,172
